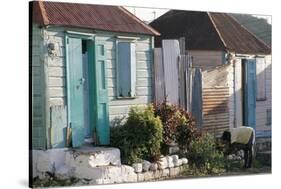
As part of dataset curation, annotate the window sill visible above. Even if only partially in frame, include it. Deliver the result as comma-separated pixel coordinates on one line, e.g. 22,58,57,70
115,96,137,100
256,98,267,101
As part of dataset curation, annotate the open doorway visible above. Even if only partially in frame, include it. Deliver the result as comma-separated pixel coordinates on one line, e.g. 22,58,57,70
82,40,92,143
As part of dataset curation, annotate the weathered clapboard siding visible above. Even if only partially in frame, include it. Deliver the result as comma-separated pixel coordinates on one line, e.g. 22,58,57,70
44,26,153,126
255,55,272,133
189,50,224,71
32,24,46,149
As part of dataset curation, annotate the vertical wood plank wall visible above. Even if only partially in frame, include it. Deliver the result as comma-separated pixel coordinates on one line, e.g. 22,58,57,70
162,40,180,105
153,48,165,103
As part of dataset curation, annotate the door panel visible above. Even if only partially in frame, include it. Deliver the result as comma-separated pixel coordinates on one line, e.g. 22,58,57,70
243,59,257,130
95,39,110,145
67,37,85,147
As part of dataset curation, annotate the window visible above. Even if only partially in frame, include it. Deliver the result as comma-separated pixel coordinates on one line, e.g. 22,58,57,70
256,57,266,101
116,41,136,98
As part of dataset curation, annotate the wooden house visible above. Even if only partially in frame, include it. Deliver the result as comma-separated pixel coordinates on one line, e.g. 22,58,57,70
31,1,159,150
150,10,271,139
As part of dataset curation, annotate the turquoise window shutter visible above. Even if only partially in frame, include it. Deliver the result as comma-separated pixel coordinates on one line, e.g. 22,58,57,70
95,38,110,145
117,42,136,97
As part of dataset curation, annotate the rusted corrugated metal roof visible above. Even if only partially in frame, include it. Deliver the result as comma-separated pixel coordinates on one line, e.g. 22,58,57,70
150,10,271,54
209,13,270,54
150,10,225,51
32,1,159,36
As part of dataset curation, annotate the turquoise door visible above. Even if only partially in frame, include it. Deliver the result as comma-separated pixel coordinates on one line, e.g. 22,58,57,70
94,38,110,145
243,59,257,131
66,37,85,147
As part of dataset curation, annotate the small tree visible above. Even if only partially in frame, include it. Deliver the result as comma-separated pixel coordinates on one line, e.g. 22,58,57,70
154,100,196,155
110,105,163,164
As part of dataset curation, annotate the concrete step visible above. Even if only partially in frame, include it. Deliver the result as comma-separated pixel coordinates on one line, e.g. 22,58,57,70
32,146,121,179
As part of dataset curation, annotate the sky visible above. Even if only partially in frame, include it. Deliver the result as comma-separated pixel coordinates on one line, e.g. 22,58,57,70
124,6,169,23
124,7,271,24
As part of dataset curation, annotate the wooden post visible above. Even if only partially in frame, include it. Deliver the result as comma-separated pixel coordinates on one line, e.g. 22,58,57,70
192,68,203,128
154,48,165,104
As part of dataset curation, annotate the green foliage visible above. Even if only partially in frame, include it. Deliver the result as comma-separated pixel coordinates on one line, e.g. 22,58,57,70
154,101,196,155
110,105,163,165
188,133,226,174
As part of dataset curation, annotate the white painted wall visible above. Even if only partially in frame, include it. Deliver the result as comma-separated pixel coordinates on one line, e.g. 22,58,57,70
256,55,272,132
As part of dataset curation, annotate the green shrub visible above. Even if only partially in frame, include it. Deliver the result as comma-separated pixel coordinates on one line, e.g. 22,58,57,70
188,133,226,174
154,101,196,155
110,105,163,165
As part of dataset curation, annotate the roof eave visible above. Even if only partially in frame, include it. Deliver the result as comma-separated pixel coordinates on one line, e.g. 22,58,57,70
118,6,161,36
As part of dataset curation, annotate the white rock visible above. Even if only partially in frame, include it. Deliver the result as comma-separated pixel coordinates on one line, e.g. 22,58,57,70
181,158,188,165
227,155,233,160
132,163,143,173
142,160,151,172
171,155,180,166
143,171,154,181
158,156,168,169
162,168,170,177
171,155,179,162
149,163,158,171
167,156,174,168
176,159,183,166
121,165,137,182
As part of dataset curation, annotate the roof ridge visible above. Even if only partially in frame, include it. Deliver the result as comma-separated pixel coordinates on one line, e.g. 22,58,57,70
228,14,271,51
207,12,228,51
38,0,49,25
118,6,160,36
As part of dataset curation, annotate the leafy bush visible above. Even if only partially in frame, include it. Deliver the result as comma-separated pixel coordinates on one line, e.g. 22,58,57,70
110,105,163,165
188,133,226,174
153,101,196,155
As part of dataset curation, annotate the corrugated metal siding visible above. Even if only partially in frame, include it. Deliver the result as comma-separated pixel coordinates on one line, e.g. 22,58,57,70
201,64,233,137
202,87,230,137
